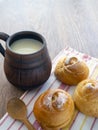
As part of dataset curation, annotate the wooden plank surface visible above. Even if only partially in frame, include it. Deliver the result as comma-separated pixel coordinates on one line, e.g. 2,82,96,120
0,0,98,118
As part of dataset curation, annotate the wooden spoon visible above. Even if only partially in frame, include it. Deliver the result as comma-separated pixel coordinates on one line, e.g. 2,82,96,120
7,97,35,130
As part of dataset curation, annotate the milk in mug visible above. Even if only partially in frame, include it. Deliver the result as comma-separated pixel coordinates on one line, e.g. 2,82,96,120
10,38,42,54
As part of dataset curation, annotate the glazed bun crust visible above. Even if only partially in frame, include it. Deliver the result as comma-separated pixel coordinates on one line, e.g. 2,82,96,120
54,57,89,85
33,89,74,130
74,79,98,117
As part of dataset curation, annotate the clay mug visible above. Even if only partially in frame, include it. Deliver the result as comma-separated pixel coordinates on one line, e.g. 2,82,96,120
0,31,52,90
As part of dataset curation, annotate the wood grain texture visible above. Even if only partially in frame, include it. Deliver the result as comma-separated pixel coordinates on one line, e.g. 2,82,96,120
0,0,98,118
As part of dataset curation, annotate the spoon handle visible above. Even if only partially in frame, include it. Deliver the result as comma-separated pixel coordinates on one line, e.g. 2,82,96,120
22,118,35,130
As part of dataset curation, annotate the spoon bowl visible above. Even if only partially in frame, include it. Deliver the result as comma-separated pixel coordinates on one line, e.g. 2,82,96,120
7,97,35,130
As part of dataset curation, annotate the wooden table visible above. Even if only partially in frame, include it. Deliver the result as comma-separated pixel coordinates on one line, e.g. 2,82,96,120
0,0,98,119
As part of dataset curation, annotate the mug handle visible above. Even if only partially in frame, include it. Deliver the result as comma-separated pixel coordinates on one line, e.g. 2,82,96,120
0,32,9,57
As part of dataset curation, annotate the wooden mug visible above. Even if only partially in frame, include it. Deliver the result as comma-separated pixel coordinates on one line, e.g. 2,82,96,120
0,31,52,90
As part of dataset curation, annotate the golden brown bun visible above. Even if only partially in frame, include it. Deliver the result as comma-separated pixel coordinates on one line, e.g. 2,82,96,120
74,79,98,117
54,56,89,85
33,89,74,130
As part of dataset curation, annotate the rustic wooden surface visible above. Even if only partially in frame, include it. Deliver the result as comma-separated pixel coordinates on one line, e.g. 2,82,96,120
0,0,98,118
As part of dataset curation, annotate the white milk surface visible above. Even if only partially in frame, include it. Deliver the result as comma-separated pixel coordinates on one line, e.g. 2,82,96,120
10,38,42,54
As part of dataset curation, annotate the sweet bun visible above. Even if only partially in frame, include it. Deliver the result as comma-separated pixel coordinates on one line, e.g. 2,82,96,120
33,89,74,130
54,56,89,85
74,79,98,117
